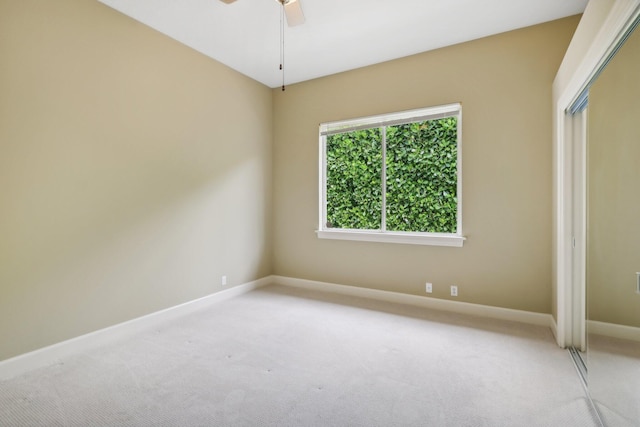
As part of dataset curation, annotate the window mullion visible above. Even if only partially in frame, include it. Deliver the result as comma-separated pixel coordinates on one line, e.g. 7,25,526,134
381,126,387,232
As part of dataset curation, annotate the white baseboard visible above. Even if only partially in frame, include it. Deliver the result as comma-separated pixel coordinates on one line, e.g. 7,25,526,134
1,274,556,380
271,275,553,328
587,320,640,342
0,276,271,381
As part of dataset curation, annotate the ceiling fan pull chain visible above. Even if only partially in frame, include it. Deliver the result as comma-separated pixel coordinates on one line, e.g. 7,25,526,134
280,1,285,91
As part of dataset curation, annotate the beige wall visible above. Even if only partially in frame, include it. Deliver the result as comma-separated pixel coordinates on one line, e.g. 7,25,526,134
0,0,272,361
588,24,640,327
273,16,580,314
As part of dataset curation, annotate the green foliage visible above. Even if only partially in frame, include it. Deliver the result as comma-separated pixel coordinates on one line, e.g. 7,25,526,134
326,128,382,229
386,118,458,233
326,117,458,233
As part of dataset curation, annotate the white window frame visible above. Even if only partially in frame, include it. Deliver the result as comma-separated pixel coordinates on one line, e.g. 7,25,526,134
317,103,465,247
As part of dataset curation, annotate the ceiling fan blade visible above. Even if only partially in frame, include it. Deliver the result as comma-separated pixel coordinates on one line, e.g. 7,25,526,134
284,0,305,27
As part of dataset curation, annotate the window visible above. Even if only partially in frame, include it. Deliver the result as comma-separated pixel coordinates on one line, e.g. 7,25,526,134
318,103,464,247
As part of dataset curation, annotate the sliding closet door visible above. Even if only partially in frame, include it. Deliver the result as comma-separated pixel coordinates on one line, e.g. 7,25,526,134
587,20,640,425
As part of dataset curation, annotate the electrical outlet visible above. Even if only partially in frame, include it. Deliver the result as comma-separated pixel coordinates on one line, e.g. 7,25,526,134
426,282,433,293
221,275,227,286
450,285,458,297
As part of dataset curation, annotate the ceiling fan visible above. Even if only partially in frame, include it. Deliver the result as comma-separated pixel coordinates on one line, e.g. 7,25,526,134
219,0,305,27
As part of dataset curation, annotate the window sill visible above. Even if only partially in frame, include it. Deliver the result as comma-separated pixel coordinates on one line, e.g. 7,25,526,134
316,229,465,247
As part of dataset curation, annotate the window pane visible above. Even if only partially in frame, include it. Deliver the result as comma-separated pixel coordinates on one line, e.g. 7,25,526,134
326,128,382,230
385,118,458,233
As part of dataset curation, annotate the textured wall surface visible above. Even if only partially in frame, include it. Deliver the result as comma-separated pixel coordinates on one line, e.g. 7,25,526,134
273,17,580,314
0,0,273,361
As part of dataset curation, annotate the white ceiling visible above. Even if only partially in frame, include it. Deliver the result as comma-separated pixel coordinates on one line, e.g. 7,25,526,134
98,0,588,89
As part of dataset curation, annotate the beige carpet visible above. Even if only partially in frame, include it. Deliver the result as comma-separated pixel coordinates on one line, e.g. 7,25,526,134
0,284,598,426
